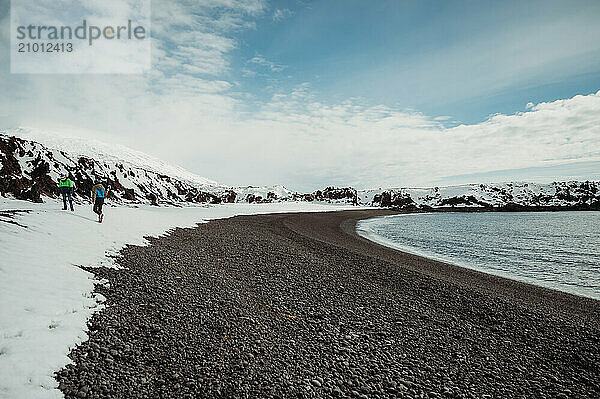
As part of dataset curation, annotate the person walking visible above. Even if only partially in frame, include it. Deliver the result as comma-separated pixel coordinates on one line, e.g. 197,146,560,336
91,181,106,223
58,173,75,211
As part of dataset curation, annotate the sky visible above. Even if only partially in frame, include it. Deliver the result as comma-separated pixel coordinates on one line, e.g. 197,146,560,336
0,0,599,191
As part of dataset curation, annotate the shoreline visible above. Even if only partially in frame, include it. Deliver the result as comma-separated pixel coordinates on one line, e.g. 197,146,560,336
56,209,600,398
336,211,600,318
354,211,600,302
290,210,600,320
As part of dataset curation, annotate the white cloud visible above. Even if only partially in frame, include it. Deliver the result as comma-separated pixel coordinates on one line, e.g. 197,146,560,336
273,8,294,22
248,55,286,72
217,88,599,189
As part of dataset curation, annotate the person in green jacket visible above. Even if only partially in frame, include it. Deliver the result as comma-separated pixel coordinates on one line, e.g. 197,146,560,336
58,173,75,211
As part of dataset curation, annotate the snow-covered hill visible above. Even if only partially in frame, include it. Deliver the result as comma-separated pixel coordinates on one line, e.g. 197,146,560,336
1,128,599,210
359,182,600,210
0,128,296,205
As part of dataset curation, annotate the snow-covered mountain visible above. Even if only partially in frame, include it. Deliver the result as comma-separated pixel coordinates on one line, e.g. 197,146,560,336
1,128,599,210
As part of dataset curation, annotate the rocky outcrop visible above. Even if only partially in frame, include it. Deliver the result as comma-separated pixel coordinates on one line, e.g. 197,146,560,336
0,136,58,202
315,187,358,204
373,192,417,209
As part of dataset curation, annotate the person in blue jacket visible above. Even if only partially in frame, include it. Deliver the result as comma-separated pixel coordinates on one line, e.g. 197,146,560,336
91,181,106,223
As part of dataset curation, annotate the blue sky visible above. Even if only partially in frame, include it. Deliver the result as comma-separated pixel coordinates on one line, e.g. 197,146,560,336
1,0,600,190
233,0,600,123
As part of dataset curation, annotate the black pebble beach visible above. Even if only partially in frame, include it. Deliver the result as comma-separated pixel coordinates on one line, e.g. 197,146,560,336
56,210,600,398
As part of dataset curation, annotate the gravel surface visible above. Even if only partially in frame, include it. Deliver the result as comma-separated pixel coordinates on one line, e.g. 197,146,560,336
56,210,600,398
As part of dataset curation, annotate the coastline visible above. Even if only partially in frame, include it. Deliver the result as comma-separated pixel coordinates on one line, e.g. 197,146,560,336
56,209,600,398
355,211,600,301
288,210,600,319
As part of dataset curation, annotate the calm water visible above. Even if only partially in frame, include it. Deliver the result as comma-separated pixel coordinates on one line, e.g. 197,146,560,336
357,212,600,300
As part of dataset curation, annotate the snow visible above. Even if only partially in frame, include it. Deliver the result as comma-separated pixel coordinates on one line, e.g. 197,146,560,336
0,197,355,399
4,127,219,188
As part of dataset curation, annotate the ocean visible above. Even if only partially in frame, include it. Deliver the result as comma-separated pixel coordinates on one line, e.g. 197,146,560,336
357,211,600,300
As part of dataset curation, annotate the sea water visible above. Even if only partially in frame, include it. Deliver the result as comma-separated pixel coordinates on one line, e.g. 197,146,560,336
357,211,600,300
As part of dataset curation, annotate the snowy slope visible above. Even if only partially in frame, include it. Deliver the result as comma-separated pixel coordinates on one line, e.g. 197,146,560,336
8,127,218,187
0,128,296,205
